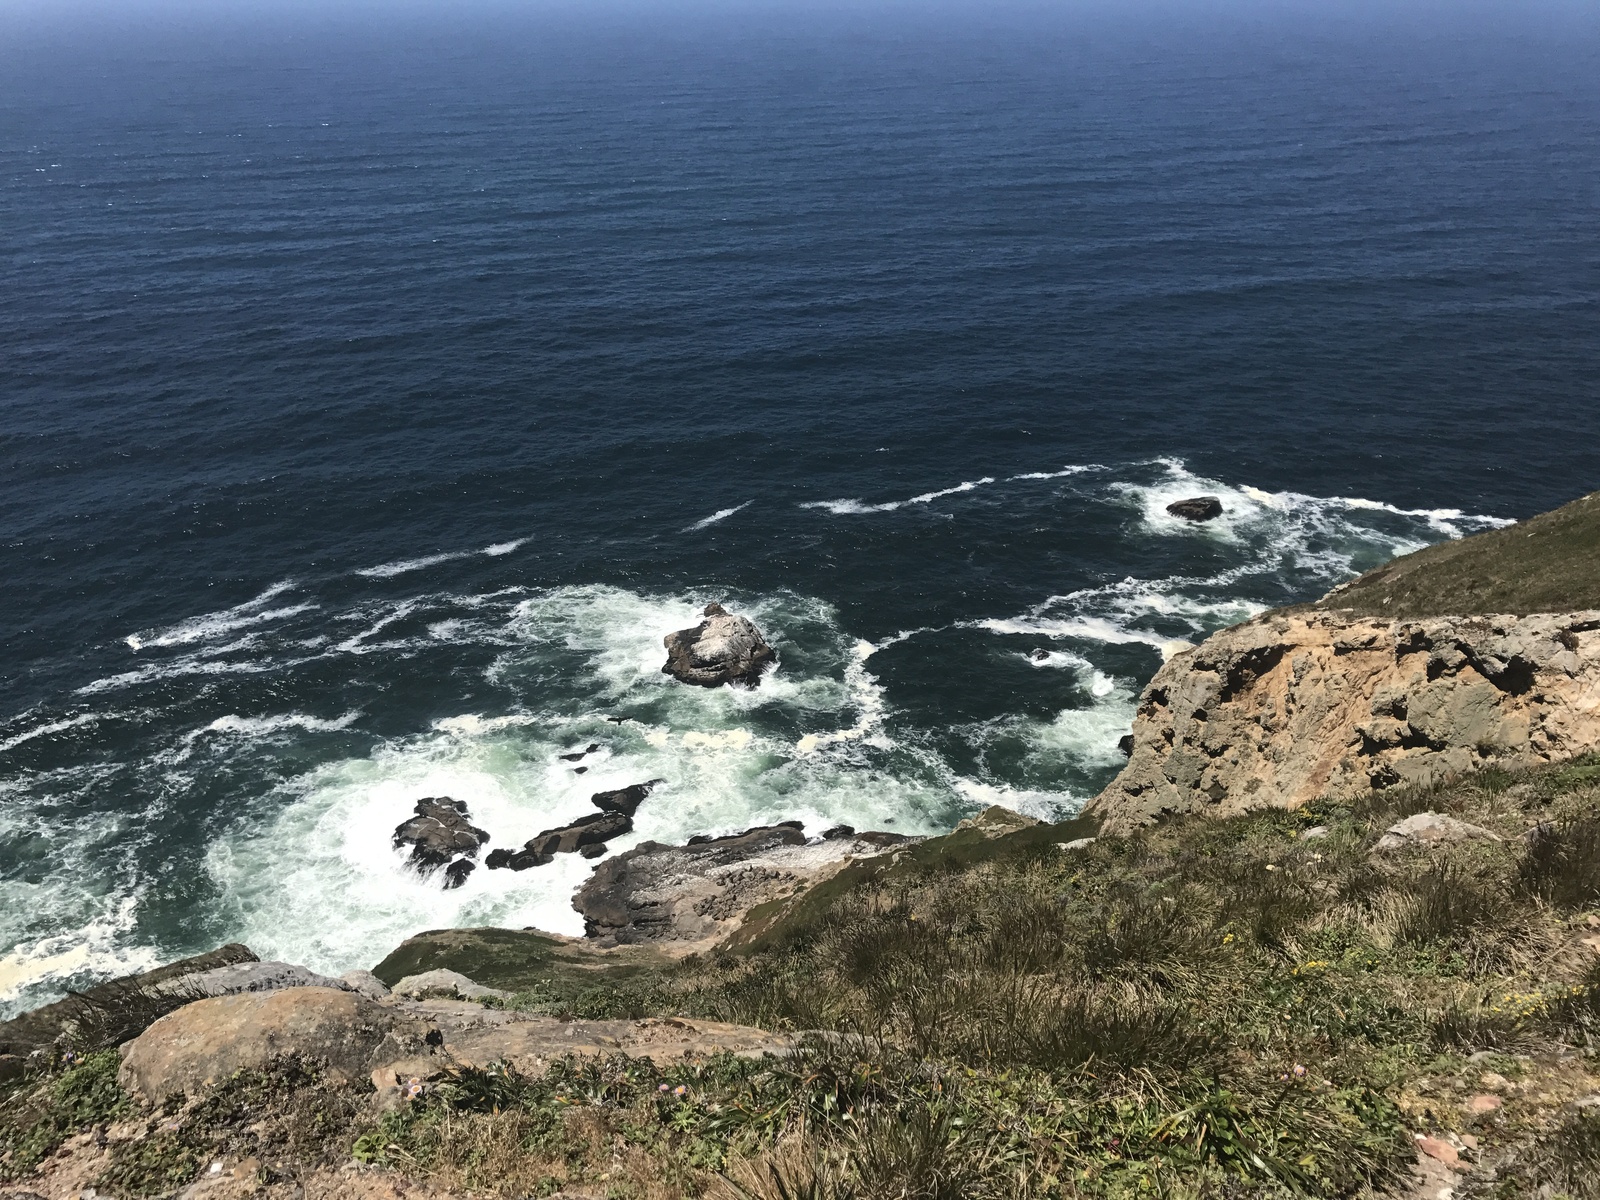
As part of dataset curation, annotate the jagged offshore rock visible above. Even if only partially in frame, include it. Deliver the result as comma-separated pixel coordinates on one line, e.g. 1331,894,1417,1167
590,779,662,817
1166,495,1224,521
662,602,776,688
392,797,490,889
486,811,633,871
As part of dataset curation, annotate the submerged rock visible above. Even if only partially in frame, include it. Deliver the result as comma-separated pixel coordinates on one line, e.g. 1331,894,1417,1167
662,602,776,688
392,797,490,889
486,811,633,871
1167,495,1224,522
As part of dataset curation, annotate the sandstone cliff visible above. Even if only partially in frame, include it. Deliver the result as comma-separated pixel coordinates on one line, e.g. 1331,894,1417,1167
1090,608,1600,830
1089,488,1600,831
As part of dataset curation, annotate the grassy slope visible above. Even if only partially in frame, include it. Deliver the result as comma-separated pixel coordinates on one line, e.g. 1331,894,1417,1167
1310,489,1600,619
12,763,1600,1199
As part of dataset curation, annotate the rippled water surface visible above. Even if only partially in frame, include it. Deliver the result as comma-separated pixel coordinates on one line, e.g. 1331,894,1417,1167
2,0,1597,1014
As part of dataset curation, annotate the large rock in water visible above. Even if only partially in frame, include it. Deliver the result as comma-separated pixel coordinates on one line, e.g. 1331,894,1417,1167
662,602,776,688
393,797,490,889
486,811,632,870
1090,608,1600,831
1166,495,1224,522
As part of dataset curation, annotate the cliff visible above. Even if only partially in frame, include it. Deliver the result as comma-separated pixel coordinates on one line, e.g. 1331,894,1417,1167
1090,489,1600,831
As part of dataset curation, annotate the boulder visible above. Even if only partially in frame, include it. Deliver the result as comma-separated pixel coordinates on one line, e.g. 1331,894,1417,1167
486,811,633,870
389,969,510,1002
392,797,490,889
662,602,776,688
558,742,601,762
1166,496,1224,522
1374,812,1502,852
340,969,391,1000
118,987,431,1102
590,779,663,817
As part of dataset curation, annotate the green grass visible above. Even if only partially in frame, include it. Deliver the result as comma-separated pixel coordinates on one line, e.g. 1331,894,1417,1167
1311,488,1600,618
0,1049,129,1180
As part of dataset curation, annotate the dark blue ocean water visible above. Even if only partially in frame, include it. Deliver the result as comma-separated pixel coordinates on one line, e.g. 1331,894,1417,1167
2,0,1597,1013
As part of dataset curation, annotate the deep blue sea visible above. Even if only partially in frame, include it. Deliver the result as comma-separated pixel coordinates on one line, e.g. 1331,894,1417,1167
2,0,1598,1015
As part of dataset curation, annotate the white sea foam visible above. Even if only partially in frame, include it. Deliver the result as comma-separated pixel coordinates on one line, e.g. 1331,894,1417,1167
355,552,472,579
0,896,158,1008
0,713,105,754
1008,464,1105,481
125,581,312,651
800,476,996,515
683,501,754,532
483,538,529,556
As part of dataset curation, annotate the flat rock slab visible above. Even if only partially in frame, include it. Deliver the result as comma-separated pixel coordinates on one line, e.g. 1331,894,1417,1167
575,823,911,948
390,998,794,1074
119,987,434,1103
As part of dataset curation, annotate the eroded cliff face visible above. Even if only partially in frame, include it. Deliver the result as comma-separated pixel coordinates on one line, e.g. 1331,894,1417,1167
1089,608,1600,830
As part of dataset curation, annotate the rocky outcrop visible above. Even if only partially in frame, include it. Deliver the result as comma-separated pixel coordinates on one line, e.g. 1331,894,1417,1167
390,997,795,1075
390,969,510,1001
1090,609,1600,830
115,976,793,1106
574,823,915,948
484,781,663,870
392,798,490,889
591,779,662,816
662,602,776,688
1167,496,1223,521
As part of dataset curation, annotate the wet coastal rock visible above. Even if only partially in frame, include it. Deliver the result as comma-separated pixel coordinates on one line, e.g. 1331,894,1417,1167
485,780,664,871
486,812,632,870
1166,495,1224,522
662,602,776,688
393,797,491,889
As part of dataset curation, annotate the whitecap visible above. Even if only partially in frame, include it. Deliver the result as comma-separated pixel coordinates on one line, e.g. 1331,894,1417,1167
355,552,473,579
800,476,996,515
125,580,313,651
682,501,754,532
0,713,106,754
483,538,529,557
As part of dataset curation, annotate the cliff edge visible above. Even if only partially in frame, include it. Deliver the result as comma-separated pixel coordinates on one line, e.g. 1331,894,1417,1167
1090,488,1600,831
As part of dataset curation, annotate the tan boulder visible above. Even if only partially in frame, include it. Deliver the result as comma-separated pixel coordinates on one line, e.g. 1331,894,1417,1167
118,987,433,1103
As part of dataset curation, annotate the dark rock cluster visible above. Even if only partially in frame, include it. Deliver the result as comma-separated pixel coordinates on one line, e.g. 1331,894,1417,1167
392,797,491,889
485,779,664,872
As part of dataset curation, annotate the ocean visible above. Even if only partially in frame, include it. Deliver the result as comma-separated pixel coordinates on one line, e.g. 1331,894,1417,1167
2,0,1597,1016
